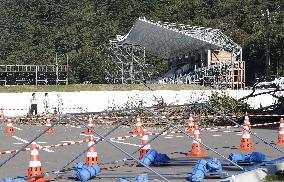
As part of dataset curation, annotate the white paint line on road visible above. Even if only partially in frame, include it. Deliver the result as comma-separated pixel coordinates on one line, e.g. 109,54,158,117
80,133,94,137
37,142,48,144
117,138,126,141
76,126,81,128
164,137,173,139
12,126,23,131
13,142,23,145
12,136,54,153
210,130,218,132
212,135,221,137
176,136,184,138
236,134,243,136
110,140,141,147
167,135,173,137
223,131,232,133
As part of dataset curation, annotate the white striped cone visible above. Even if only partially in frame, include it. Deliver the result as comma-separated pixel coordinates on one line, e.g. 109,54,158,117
139,133,150,159
85,116,94,134
239,123,255,150
5,118,14,134
278,118,284,145
28,142,46,181
86,136,99,165
186,114,195,133
45,117,54,135
187,126,207,157
244,113,251,131
0,109,4,120
134,116,144,135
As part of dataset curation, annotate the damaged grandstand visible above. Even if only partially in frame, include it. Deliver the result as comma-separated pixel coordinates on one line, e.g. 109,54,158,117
106,17,245,90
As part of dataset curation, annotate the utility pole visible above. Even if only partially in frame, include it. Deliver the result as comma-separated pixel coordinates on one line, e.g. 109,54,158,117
262,9,271,80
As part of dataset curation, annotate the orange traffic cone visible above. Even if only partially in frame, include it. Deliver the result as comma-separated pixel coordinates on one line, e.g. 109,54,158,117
0,109,4,120
186,114,195,133
134,115,144,135
139,131,150,159
86,136,99,165
5,118,14,134
187,125,207,157
278,118,284,145
27,142,49,182
239,123,255,150
45,116,54,135
85,115,94,134
244,112,251,131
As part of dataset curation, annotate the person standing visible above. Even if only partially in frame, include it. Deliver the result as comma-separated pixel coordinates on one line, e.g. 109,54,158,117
43,93,49,115
57,94,63,114
30,93,37,115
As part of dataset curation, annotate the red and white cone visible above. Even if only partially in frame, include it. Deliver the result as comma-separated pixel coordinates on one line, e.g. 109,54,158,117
244,113,251,131
5,118,14,134
187,125,207,157
0,109,4,120
139,131,150,159
85,116,94,134
28,142,49,182
45,116,54,135
86,136,99,165
186,114,195,133
134,115,144,135
278,118,284,145
239,123,255,150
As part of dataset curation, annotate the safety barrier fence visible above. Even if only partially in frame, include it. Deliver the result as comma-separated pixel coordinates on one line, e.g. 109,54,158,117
1,103,284,181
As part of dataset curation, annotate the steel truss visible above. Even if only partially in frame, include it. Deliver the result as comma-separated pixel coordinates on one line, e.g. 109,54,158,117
105,39,151,84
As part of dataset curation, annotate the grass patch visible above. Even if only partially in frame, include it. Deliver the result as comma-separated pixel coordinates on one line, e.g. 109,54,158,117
264,172,284,182
0,84,211,93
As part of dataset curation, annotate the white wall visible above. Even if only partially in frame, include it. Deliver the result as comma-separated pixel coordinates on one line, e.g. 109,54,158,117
0,90,282,117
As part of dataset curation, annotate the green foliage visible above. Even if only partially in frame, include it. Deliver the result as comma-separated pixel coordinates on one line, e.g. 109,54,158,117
0,0,283,83
209,92,250,114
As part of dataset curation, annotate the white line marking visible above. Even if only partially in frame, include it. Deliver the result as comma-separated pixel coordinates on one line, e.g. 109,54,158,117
236,134,243,136
164,137,173,139
210,130,218,132
212,135,221,137
223,131,231,133
13,142,23,145
167,135,173,137
110,140,141,147
176,136,184,138
37,142,47,144
12,136,54,153
76,126,81,128
12,126,23,131
80,133,94,137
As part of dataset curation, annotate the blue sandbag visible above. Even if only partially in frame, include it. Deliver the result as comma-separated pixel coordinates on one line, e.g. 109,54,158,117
228,153,245,163
155,153,171,163
134,174,148,182
206,158,222,173
76,168,92,181
187,159,207,182
13,179,26,182
146,150,158,161
76,162,87,171
86,164,100,177
248,152,267,162
140,156,152,166
1,178,13,182
116,178,131,182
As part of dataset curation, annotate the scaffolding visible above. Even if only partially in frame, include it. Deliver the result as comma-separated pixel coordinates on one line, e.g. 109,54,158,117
0,64,69,85
106,38,151,84
107,18,246,89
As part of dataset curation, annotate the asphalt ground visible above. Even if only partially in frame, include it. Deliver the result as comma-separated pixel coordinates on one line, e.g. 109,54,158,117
0,122,282,181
